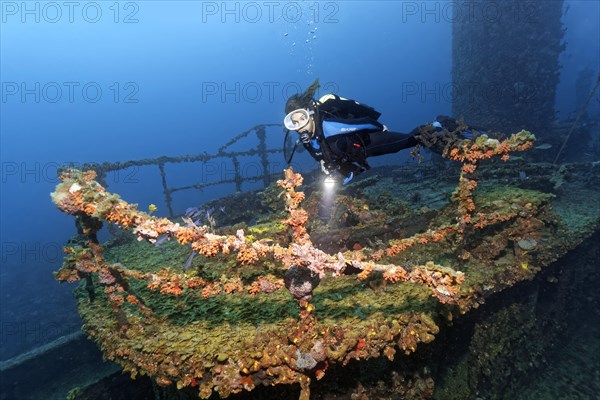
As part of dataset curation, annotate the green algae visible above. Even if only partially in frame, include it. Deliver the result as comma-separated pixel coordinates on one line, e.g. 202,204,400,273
64,161,600,399
96,165,595,333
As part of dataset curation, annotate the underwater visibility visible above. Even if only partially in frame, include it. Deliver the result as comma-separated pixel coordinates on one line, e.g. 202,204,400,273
1,1,599,400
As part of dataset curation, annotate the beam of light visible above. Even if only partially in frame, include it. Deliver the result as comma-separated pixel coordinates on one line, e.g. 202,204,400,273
321,176,337,216
323,176,337,190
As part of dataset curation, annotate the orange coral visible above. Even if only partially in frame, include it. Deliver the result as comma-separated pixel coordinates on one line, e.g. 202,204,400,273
287,191,306,209
277,167,304,190
106,203,137,228
237,245,259,265
248,275,284,295
83,170,97,181
409,263,465,304
108,293,125,306
53,134,533,315
461,163,477,174
186,277,206,288
126,294,140,304
222,276,244,294
49,130,540,399
174,227,196,245
191,239,221,257
277,167,312,246
383,267,408,283
357,265,373,280
371,249,384,261
386,240,412,257
160,283,184,296
201,283,222,299
83,202,97,215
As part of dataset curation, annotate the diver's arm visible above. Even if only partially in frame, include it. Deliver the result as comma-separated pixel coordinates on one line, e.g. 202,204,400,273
321,118,384,138
302,141,324,162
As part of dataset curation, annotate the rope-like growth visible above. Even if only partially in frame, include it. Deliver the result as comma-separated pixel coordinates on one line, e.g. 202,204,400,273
51,130,538,400
52,130,534,313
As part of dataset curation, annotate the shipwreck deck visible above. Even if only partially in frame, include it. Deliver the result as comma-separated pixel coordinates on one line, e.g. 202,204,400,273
51,155,600,399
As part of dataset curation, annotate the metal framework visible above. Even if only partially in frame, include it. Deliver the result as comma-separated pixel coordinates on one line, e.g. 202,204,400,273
77,124,284,217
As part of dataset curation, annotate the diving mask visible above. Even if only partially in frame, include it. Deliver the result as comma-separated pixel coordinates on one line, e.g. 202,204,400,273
284,108,314,131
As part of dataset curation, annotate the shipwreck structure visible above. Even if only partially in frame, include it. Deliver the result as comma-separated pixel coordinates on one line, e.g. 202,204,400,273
47,125,600,399
451,0,565,136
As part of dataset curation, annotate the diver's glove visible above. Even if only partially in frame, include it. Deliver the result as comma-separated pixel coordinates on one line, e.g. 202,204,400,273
320,161,355,186
415,117,479,156
342,172,354,185
320,160,332,175
322,171,353,187
338,163,365,185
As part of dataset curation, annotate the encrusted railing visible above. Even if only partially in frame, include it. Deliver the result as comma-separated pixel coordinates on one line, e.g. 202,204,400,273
75,124,284,217
52,129,536,400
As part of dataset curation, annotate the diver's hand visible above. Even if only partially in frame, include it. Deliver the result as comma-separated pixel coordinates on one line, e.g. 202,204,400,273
320,161,350,185
320,160,332,175
342,172,354,185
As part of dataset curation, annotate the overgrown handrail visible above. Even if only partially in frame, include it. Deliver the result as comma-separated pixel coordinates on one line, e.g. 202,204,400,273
74,124,284,217
51,129,538,400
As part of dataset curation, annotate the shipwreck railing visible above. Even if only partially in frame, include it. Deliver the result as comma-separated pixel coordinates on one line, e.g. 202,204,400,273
52,129,543,400
76,124,285,217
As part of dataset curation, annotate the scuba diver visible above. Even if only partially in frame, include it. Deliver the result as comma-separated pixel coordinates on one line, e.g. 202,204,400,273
283,80,480,185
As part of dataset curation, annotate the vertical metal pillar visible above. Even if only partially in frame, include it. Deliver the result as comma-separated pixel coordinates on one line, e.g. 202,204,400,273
451,1,565,136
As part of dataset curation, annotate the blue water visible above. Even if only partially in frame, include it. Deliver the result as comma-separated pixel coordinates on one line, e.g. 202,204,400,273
0,0,599,364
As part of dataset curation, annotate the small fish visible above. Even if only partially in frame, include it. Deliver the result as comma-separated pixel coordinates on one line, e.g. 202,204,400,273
206,207,215,218
183,251,196,271
534,143,552,150
148,204,157,214
519,171,528,181
257,239,275,247
185,207,200,219
182,217,197,228
154,234,169,247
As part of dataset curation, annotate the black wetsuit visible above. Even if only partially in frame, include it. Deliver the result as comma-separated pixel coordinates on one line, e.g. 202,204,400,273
302,110,418,179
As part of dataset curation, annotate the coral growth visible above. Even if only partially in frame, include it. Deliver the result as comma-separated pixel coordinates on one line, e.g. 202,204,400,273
50,130,557,400
446,130,536,230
